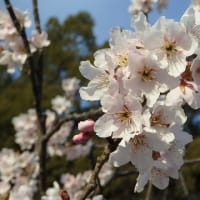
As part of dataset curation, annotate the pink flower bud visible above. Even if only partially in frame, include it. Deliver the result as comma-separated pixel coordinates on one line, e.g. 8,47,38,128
72,132,92,144
78,119,95,133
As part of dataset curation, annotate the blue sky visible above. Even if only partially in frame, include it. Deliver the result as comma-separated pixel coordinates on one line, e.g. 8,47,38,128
0,0,191,44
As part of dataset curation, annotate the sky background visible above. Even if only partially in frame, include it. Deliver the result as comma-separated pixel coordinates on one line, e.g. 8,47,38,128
0,0,192,44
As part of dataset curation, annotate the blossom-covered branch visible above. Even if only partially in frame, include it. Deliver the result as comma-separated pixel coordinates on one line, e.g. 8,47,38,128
44,108,103,142
4,0,44,126
79,139,119,200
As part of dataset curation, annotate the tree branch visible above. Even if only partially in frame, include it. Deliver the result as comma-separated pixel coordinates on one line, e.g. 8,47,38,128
4,0,46,194
184,158,200,164
179,172,190,200
79,139,118,200
145,181,152,200
44,108,103,142
4,0,31,57
4,0,43,123
32,0,41,33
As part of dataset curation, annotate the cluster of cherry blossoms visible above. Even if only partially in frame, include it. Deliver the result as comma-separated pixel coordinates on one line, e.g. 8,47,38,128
0,76,96,199
0,8,50,73
128,0,168,14
79,0,200,193
42,162,113,200
11,77,93,159
0,149,39,200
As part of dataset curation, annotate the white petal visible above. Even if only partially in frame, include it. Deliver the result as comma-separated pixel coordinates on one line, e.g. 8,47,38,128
94,114,118,138
131,146,153,173
166,87,183,106
109,143,130,167
79,61,103,80
152,169,169,190
134,172,150,193
131,12,150,31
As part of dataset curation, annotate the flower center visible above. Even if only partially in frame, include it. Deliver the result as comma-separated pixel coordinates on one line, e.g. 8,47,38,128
118,54,128,67
138,66,155,81
131,134,146,147
95,73,110,89
163,36,177,57
152,151,161,160
150,110,169,127
115,105,132,123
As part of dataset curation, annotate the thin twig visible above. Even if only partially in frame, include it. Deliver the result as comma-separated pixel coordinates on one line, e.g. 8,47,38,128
115,169,137,177
32,0,41,33
162,189,168,200
145,181,152,200
44,108,103,142
179,172,190,199
79,140,118,200
184,158,200,164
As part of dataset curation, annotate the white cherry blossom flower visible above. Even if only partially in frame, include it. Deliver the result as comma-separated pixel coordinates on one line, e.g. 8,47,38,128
12,109,38,150
51,95,72,114
134,163,170,192
143,17,197,77
109,129,174,173
9,184,34,200
142,103,187,129
126,52,177,107
30,30,50,49
79,56,115,101
47,121,73,156
166,81,200,109
191,55,200,85
65,141,92,160
42,182,62,200
128,0,156,14
0,181,10,195
62,77,80,96
94,93,142,139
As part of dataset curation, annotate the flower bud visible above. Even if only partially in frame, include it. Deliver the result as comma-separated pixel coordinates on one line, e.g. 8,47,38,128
78,119,95,132
72,132,92,144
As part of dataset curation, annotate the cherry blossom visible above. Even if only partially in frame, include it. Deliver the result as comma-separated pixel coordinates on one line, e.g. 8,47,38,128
62,77,80,96
51,95,72,115
30,30,50,49
94,93,142,139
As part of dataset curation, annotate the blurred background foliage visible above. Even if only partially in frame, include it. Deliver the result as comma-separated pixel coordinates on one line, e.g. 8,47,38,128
0,11,200,200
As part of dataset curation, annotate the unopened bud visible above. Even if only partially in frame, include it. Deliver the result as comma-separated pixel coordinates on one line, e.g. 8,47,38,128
78,119,95,132
72,132,93,144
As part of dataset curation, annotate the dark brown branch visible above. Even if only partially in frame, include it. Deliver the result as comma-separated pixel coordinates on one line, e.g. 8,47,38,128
4,0,31,57
184,158,200,164
4,0,43,122
31,0,45,133
32,0,41,33
31,0,47,195
115,169,137,177
162,189,168,200
4,0,46,194
79,140,118,200
44,108,103,142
